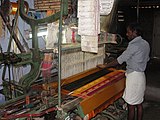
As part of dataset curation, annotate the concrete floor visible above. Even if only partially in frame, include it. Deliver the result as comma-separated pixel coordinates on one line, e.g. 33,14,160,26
143,58,160,120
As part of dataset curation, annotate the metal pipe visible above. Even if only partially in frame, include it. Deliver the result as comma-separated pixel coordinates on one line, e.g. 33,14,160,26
7,9,19,52
58,0,64,109
137,0,140,23
0,10,26,53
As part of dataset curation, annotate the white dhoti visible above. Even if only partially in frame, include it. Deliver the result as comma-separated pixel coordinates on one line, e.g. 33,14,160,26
122,71,146,105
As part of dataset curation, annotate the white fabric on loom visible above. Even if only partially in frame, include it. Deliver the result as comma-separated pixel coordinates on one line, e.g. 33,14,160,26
122,71,146,105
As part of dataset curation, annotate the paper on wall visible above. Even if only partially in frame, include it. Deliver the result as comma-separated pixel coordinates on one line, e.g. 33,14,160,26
78,0,100,53
100,0,114,15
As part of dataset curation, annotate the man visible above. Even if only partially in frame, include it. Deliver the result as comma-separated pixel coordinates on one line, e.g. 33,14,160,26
97,23,150,120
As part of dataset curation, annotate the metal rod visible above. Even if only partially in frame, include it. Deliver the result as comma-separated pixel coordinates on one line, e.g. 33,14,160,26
0,10,26,53
137,0,140,23
8,65,12,99
17,27,30,52
58,0,64,109
7,9,19,52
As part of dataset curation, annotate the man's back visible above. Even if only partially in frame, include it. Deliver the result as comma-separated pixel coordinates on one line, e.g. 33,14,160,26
117,36,150,73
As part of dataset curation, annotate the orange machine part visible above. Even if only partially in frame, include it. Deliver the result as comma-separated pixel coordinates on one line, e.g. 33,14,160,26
80,77,125,115
10,1,29,15
60,67,125,117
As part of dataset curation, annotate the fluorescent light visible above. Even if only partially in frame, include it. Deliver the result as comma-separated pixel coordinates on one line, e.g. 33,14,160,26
29,31,48,38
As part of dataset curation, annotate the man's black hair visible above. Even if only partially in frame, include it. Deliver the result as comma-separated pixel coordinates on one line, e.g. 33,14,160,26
127,22,143,36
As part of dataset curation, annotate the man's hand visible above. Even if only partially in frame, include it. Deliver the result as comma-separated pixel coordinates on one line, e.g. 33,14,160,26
97,59,119,69
96,64,107,69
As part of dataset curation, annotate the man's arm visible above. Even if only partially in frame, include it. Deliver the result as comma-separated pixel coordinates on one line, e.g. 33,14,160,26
97,59,119,69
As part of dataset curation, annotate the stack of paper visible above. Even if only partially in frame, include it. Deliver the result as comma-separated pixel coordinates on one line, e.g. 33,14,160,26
78,0,100,53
